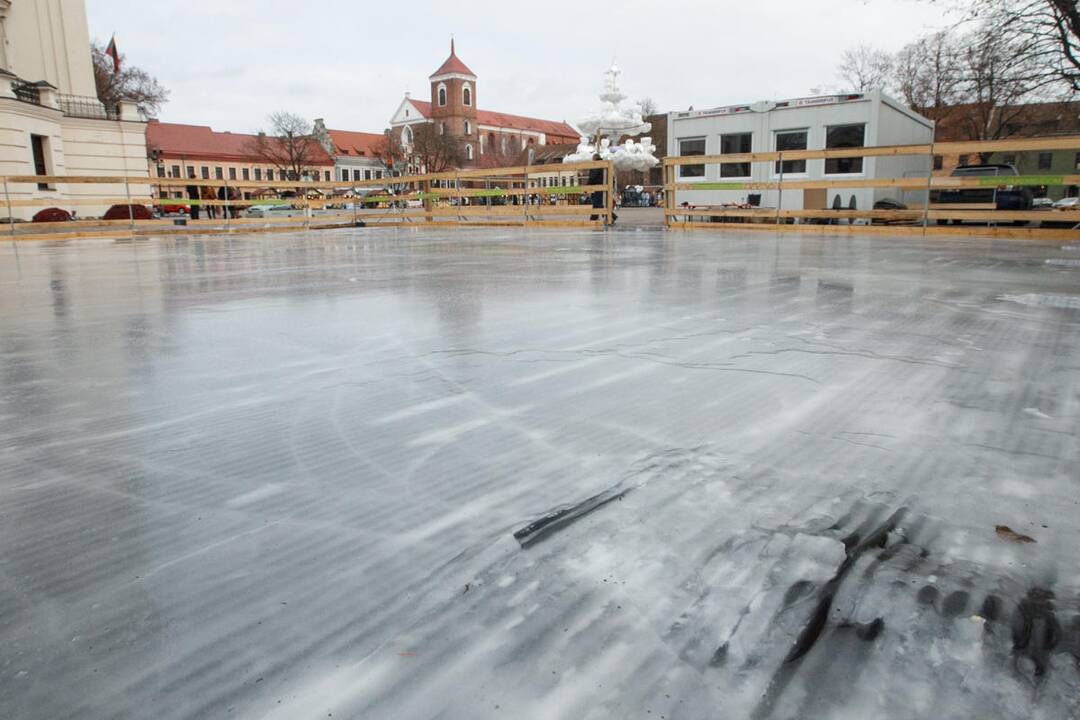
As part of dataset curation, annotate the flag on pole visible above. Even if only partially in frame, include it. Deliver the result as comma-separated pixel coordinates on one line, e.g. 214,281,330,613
105,35,120,74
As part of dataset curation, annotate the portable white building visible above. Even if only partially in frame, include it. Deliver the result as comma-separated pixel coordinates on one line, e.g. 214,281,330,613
667,91,934,213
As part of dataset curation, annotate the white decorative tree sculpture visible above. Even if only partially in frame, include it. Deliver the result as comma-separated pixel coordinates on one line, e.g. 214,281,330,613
567,61,658,172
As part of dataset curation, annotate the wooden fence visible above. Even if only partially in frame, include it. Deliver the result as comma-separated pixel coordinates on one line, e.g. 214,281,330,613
0,159,615,241
662,136,1080,239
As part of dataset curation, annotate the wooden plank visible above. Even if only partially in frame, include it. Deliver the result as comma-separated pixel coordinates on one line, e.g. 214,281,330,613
7,197,154,208
662,135,1080,167
666,208,1080,222
668,221,1080,240
671,175,1080,192
666,208,922,220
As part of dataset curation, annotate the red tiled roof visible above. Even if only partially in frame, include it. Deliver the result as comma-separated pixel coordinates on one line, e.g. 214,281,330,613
404,99,577,139
409,99,433,116
477,109,577,139
327,129,384,158
146,120,334,165
430,40,475,78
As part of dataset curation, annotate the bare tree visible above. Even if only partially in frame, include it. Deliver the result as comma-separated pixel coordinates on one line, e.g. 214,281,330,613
372,130,408,175
410,124,466,173
955,26,1046,158
893,31,965,124
246,112,323,182
372,124,465,174
637,97,658,117
931,0,1080,94
91,40,168,116
837,46,894,91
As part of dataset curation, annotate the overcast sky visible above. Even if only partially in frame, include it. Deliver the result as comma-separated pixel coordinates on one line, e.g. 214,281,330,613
87,0,952,135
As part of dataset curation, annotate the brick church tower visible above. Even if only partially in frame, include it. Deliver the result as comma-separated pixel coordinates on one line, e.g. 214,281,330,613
429,40,478,164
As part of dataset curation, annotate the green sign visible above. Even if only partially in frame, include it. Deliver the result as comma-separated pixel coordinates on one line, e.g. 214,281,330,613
978,175,1065,187
689,182,753,190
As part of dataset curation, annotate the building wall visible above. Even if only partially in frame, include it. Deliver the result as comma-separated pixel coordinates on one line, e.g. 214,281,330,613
148,157,335,200
334,157,386,183
3,0,98,97
0,97,148,220
669,92,932,212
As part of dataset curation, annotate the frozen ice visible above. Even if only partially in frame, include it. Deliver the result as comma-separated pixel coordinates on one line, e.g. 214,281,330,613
1,227,1079,719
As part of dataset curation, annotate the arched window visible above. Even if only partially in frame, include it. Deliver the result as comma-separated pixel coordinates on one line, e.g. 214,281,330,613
402,126,412,145
437,84,447,107
465,144,474,160
464,120,471,135
462,83,472,107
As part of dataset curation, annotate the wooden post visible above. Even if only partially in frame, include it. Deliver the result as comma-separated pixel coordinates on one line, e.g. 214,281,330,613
603,161,611,227
522,169,529,227
456,173,463,223
223,175,231,231
776,152,784,226
4,178,14,236
922,142,935,232
123,176,135,231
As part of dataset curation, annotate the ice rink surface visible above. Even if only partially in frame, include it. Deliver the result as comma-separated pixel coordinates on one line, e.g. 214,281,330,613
1,227,1079,719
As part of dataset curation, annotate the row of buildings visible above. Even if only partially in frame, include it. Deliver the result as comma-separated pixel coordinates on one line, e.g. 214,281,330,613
2,0,1077,220
0,1,580,219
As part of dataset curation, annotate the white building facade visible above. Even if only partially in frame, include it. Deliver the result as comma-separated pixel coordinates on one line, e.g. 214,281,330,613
0,0,148,221
668,91,933,212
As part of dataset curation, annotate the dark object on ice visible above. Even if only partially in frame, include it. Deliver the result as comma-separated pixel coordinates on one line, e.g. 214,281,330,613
784,508,907,664
995,525,1036,544
354,220,366,227
32,207,72,223
839,617,885,641
1012,587,1060,679
873,198,907,210
103,204,154,221
513,484,630,548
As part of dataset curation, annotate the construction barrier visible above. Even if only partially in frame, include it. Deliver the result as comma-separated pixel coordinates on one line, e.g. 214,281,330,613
662,135,1080,240
0,159,615,241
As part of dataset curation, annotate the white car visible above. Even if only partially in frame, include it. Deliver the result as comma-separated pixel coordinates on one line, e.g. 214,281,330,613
246,204,300,218
1052,196,1079,209
1032,197,1054,209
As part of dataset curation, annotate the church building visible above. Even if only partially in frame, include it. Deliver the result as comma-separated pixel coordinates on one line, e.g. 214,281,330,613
388,41,578,171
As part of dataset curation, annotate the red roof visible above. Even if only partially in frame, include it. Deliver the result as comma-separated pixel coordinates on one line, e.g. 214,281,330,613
327,129,384,157
146,120,334,165
430,39,475,78
476,109,577,139
404,99,577,139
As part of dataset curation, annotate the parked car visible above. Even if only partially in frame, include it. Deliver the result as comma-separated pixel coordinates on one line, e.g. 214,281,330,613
930,164,1033,225
1052,196,1079,209
1032,197,1054,209
103,204,154,221
32,207,73,223
158,203,191,215
245,204,300,218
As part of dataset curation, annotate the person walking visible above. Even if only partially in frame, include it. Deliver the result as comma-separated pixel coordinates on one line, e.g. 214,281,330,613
186,185,200,220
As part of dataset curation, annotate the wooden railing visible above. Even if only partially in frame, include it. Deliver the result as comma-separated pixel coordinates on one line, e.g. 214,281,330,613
662,136,1080,239
1,159,615,240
